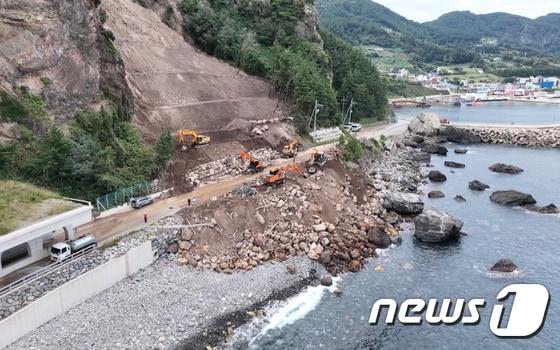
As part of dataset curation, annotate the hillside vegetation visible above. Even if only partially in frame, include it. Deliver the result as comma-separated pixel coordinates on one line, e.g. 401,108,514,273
179,0,388,129
0,88,172,201
316,0,560,77
0,180,75,234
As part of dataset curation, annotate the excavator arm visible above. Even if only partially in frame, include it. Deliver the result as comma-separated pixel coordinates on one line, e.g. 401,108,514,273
264,164,302,185
239,151,265,173
282,139,301,158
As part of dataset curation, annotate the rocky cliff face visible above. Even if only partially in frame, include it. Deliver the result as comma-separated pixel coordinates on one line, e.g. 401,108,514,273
0,0,132,123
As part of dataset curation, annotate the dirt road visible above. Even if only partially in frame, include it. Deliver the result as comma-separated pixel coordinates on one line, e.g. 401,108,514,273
78,121,409,243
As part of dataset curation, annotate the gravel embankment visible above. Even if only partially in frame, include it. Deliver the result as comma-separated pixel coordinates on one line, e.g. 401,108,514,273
0,216,181,321
10,257,319,349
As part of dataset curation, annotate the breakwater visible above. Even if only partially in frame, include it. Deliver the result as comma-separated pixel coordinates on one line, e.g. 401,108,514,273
456,125,560,148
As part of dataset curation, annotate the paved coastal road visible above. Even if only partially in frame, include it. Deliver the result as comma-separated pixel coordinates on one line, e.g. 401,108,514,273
78,121,409,243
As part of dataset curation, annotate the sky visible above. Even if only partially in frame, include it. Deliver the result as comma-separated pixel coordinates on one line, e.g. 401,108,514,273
373,0,559,23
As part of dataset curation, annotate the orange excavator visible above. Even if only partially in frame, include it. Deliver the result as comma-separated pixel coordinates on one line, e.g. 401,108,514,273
239,151,266,173
281,139,301,158
177,129,211,148
264,164,302,186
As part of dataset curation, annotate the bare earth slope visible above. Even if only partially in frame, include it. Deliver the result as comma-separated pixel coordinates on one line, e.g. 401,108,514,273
103,0,285,139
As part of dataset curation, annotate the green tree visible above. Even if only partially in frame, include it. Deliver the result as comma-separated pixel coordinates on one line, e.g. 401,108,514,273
153,131,173,172
338,132,364,163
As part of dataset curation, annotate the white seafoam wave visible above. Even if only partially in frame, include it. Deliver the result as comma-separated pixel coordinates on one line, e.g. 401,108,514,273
248,276,341,347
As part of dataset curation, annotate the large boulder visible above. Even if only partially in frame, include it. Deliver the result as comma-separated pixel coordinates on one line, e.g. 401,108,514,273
454,195,467,202
490,190,537,206
320,275,333,286
440,126,482,144
490,258,518,273
428,170,447,182
538,203,560,214
428,190,445,198
489,163,524,174
414,208,464,243
367,227,392,249
469,180,490,191
382,192,424,215
408,113,441,136
412,152,431,163
422,143,448,156
525,203,560,215
444,161,465,168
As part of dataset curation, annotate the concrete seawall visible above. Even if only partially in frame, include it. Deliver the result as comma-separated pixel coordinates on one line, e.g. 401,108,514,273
455,125,560,148
0,241,154,349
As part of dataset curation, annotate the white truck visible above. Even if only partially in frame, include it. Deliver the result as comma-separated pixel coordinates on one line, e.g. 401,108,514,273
50,234,97,262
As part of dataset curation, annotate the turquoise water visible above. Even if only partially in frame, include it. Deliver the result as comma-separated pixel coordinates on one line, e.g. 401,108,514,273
247,144,560,349
396,101,560,125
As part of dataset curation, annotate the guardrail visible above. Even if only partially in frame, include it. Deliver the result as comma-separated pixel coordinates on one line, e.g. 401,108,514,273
0,245,97,298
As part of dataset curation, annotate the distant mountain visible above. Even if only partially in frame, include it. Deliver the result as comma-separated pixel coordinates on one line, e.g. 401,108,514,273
315,0,476,66
427,11,560,55
316,0,560,72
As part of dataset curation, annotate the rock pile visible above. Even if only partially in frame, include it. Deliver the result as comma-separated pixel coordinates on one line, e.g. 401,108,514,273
176,146,424,276
176,169,401,275
367,147,423,193
186,148,280,186
460,126,560,148
382,192,424,215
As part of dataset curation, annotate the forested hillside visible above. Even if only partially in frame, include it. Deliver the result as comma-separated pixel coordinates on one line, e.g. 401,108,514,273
316,0,560,76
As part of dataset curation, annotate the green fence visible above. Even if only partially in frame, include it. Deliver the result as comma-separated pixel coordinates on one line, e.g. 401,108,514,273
95,182,152,212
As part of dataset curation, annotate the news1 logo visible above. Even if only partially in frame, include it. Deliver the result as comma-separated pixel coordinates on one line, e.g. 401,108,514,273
369,284,550,338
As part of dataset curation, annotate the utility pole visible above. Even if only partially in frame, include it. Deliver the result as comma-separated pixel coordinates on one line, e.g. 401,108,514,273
342,98,356,125
307,100,323,131
348,99,355,124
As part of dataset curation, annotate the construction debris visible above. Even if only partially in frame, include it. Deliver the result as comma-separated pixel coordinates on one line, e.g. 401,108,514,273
176,161,401,275
231,185,258,198
186,148,280,186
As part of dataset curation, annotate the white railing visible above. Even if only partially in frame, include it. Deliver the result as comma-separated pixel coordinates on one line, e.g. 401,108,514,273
0,245,96,298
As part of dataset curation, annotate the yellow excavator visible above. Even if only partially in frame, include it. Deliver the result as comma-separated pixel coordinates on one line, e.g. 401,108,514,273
176,129,210,148
281,139,301,158
307,149,327,174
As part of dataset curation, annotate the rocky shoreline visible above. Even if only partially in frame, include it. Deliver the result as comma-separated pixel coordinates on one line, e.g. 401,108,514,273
10,133,427,349
13,113,556,348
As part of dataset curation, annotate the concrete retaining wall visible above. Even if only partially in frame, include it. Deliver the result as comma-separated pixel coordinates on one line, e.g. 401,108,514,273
0,241,154,349
309,127,342,143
